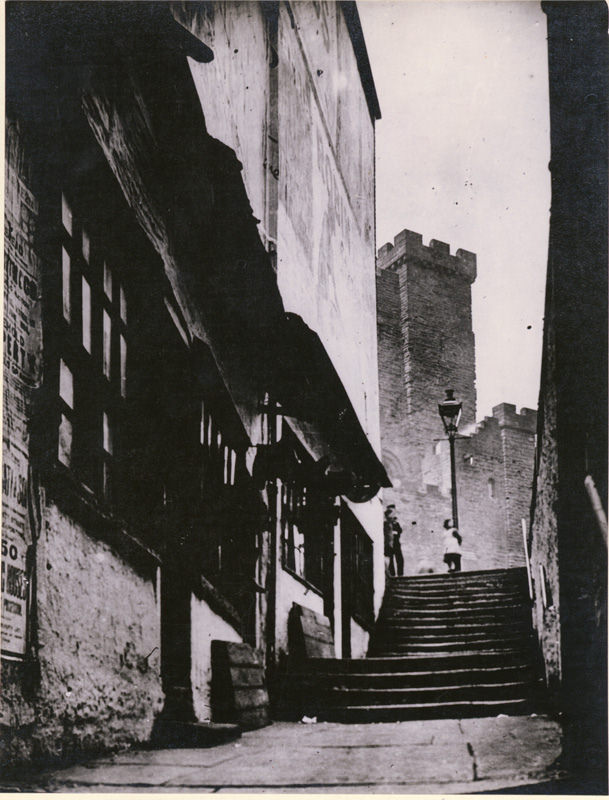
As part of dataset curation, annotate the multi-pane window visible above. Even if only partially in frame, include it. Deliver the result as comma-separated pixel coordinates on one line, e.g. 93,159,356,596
351,525,374,628
342,506,374,630
282,481,307,578
200,401,238,491
261,392,283,446
57,192,128,502
281,450,330,593
62,246,71,322
197,399,249,580
57,359,73,467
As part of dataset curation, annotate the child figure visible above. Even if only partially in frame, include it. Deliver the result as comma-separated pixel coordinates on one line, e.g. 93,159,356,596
442,518,463,572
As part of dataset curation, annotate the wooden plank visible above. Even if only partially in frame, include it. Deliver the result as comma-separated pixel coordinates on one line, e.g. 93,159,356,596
303,636,334,659
229,666,265,688
299,606,332,627
301,622,334,644
222,641,263,666
234,687,269,710
297,606,334,638
239,707,270,730
211,640,270,730
290,603,335,659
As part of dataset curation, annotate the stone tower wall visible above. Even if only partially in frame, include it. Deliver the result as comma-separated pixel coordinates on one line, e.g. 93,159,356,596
377,229,476,491
376,266,407,474
377,229,537,573
494,404,538,566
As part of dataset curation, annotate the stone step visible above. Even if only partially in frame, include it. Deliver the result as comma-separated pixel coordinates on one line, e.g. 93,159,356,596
376,620,530,634
371,634,530,649
306,650,533,672
381,606,529,621
388,576,527,590
374,638,532,655
376,619,530,636
371,631,521,650
390,569,526,581
373,629,531,644
284,568,542,723
386,581,527,593
293,664,536,689
387,584,527,597
370,638,534,655
381,596,528,610
316,697,534,723
310,680,541,707
389,568,527,584
387,583,523,599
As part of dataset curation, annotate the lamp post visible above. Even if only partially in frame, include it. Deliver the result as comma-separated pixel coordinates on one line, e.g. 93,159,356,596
438,389,462,530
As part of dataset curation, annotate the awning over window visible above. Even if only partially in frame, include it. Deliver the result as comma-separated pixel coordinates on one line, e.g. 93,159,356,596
9,2,389,504
269,313,391,502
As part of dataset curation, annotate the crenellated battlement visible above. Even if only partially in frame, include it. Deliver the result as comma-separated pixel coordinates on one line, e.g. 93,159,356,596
466,404,537,440
377,228,477,283
492,403,538,433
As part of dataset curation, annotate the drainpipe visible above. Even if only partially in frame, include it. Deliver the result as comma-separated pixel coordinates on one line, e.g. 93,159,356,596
584,474,608,548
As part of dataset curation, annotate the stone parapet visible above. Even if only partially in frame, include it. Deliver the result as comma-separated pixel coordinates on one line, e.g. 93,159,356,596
492,403,538,432
377,228,476,284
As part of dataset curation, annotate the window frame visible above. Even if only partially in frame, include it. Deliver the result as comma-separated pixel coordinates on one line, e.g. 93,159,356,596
341,504,374,631
53,190,130,505
279,432,331,595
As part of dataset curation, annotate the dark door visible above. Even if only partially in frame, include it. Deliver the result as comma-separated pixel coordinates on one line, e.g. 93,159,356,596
157,344,199,719
127,299,200,720
341,523,352,658
160,557,192,718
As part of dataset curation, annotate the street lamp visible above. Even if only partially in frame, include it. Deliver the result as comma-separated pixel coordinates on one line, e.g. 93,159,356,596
438,389,462,530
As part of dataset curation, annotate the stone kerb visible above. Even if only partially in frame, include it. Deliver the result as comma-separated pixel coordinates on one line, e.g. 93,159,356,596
377,228,477,284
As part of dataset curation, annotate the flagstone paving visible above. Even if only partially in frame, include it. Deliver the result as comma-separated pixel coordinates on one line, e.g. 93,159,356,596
4,714,564,793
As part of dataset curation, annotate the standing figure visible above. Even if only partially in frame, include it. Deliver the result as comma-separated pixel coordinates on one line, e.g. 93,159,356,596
384,504,404,576
442,518,463,572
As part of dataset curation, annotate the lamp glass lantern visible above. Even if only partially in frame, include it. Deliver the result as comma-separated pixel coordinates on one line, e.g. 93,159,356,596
438,389,462,436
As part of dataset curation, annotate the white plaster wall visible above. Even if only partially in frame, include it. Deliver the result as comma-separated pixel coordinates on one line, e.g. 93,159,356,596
277,3,380,453
275,568,325,659
190,597,242,722
350,618,370,659
179,3,270,241
2,499,164,764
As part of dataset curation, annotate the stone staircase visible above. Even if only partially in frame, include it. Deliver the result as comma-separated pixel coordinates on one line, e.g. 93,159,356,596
288,568,544,722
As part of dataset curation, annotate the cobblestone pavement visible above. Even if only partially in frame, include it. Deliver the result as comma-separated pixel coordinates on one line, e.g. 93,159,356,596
5,714,565,793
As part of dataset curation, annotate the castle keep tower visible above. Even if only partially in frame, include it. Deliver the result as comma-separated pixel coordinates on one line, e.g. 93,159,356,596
377,230,476,491
377,229,537,572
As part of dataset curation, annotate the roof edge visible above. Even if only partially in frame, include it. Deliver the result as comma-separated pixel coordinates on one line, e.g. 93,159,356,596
340,1,382,121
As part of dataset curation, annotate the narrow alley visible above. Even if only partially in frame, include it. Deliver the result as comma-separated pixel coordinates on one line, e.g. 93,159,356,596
2,1,606,794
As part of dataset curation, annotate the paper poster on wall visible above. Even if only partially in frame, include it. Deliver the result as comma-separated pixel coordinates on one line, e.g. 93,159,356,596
2,130,42,660
1,528,29,659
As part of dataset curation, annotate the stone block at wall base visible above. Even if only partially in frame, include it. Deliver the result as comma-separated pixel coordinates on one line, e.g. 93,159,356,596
210,641,270,730
148,720,241,749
